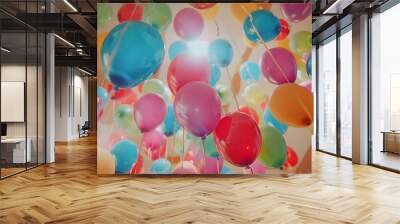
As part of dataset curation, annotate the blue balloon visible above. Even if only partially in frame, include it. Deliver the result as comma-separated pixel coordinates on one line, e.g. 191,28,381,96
150,158,172,174
307,55,311,76
101,21,164,88
221,165,232,174
162,104,181,136
240,61,260,83
243,10,281,43
111,140,138,173
169,41,187,60
208,39,233,67
97,87,108,102
209,64,221,87
264,108,288,135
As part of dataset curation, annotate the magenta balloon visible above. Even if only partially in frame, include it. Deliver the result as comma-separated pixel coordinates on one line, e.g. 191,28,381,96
173,8,204,41
174,82,221,138
173,162,199,174
134,93,167,132
280,3,311,23
260,48,297,84
142,129,166,151
185,143,223,174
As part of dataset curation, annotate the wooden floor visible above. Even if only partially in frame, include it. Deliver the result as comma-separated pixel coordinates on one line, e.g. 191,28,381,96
1,136,400,223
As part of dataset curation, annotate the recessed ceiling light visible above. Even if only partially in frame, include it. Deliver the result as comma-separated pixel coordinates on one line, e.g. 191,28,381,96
63,0,78,12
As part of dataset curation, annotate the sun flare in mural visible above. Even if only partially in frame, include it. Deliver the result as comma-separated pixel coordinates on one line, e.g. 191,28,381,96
97,3,312,175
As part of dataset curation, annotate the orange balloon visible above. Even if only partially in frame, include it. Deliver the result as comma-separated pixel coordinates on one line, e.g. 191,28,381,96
269,83,313,128
231,72,241,96
256,3,272,10
167,155,181,164
200,4,220,21
231,3,258,22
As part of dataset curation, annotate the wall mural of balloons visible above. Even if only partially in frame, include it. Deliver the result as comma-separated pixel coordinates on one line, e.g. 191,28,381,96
97,3,312,175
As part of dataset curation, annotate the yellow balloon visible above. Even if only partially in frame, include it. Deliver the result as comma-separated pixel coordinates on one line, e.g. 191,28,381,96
276,38,289,49
296,58,309,82
200,4,220,21
97,149,115,175
243,82,267,105
231,3,258,22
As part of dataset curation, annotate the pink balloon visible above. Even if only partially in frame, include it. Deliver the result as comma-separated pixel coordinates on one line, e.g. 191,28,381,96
280,3,311,23
173,8,204,41
142,129,167,160
173,162,199,174
261,48,297,84
134,93,167,132
174,82,221,138
184,143,223,174
248,160,267,174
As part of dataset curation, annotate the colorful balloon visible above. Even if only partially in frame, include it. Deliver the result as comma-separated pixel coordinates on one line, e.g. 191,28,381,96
190,3,216,10
243,82,267,105
106,132,128,151
97,4,113,27
269,83,313,127
243,10,281,43
221,165,232,174
111,140,138,173
173,8,204,41
111,88,137,105
258,126,286,168
216,85,232,106
118,3,143,23
142,79,171,100
284,146,298,167
208,39,233,67
248,160,267,174
130,154,143,174
184,144,223,174
199,4,220,21
264,108,288,135
150,158,172,174
174,82,221,138
142,129,167,160
306,55,312,76
240,61,260,83
168,41,188,60
167,54,210,95
142,3,172,32
280,3,311,23
97,87,108,119
173,161,199,174
162,104,181,137
209,65,221,87
261,48,297,84
290,31,312,57
134,93,167,132
231,3,258,22
101,22,164,88
299,80,312,92
204,134,219,158
114,105,135,130
238,106,259,124
214,112,262,167
276,19,290,40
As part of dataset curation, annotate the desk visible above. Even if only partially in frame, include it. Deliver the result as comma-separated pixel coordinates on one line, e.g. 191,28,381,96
382,131,400,154
1,138,31,163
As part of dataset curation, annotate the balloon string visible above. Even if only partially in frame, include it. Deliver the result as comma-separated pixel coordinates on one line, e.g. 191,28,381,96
240,5,290,84
248,166,254,175
225,67,240,110
216,157,220,175
213,20,220,37
201,138,206,173
181,129,185,168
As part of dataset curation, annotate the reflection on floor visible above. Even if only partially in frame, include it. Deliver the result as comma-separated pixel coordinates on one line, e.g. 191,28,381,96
0,135,400,223
373,150,400,171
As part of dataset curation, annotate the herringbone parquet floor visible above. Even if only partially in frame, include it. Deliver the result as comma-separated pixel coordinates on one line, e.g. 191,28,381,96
1,135,400,224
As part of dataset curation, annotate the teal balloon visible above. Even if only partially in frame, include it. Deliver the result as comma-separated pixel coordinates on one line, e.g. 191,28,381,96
264,108,288,135
208,39,233,67
97,4,113,27
111,140,138,173
204,134,219,158
307,55,312,76
221,165,232,174
97,87,108,102
168,41,187,60
240,61,260,83
101,21,164,88
209,65,221,87
243,10,281,43
150,158,172,174
162,104,181,136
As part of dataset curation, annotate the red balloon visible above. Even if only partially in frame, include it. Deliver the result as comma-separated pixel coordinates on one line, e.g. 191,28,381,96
173,8,204,40
214,112,262,167
130,154,143,174
284,146,298,167
167,54,210,95
118,3,143,23
111,88,137,105
190,3,216,10
238,106,259,124
276,19,290,41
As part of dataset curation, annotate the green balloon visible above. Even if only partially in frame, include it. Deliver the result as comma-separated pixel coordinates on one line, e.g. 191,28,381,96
204,135,219,158
142,79,171,100
114,105,134,130
142,3,172,32
216,85,232,106
290,31,311,56
258,126,287,168
97,4,113,27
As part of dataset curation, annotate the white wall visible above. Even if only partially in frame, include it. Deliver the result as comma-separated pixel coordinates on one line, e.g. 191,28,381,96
54,67,89,141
